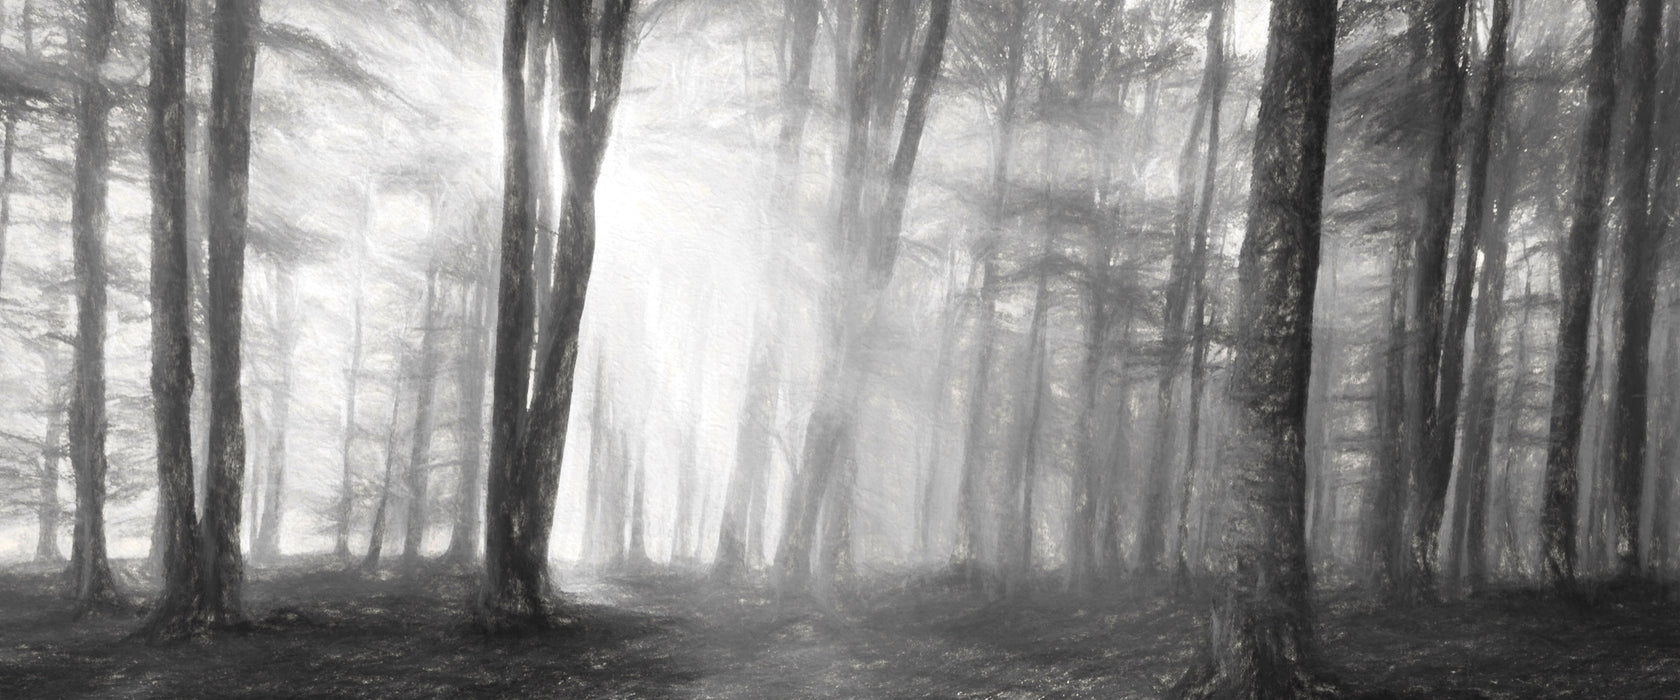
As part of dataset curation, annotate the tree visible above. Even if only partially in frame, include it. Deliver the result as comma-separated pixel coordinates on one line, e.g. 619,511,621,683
1443,0,1513,592
202,0,261,627
1406,0,1469,601
401,267,442,568
481,0,633,628
1606,0,1665,580
1172,0,1337,693
774,0,952,604
253,266,298,564
137,0,204,640
1540,0,1628,595
66,0,122,615
445,254,492,567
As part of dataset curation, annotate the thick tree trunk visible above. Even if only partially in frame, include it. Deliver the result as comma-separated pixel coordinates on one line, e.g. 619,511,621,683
483,0,540,624
201,0,260,627
402,269,442,568
1541,0,1628,595
482,0,631,629
138,0,204,639
67,0,121,616
1442,0,1512,592
1607,0,1665,579
1172,0,1336,693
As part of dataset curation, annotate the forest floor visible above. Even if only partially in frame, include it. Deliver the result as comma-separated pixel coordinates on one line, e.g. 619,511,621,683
0,560,1678,698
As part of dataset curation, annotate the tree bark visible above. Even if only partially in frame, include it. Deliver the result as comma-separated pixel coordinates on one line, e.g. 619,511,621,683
482,0,632,628
1540,0,1628,595
68,0,121,616
1172,0,1336,693
483,0,539,624
201,0,260,627
1606,0,1665,579
138,0,204,639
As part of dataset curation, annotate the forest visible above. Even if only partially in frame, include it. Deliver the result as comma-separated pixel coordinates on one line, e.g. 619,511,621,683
0,0,1676,696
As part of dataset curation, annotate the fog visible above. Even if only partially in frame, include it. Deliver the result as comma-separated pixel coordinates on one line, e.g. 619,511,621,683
1,0,1678,695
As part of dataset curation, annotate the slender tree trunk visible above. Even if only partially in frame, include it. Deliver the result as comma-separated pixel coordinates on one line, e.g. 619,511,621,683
1444,0,1513,592
1173,0,1336,692
402,269,442,568
953,0,1024,579
36,382,65,563
1607,0,1665,579
446,272,491,565
201,0,260,627
68,0,121,615
1174,0,1228,584
716,333,776,582
626,435,648,566
254,268,297,564
777,0,949,603
334,270,364,561
138,0,204,639
364,375,406,571
1306,247,1337,574
1368,238,1412,595
1541,0,1628,595
1404,0,1470,601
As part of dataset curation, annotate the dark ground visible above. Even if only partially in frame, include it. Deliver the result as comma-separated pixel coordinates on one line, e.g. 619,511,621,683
1,561,1678,698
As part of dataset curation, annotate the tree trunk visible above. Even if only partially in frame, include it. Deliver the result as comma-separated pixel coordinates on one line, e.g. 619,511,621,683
446,271,491,565
1607,0,1665,579
1172,0,1336,692
1540,0,1628,595
254,267,297,564
776,0,950,603
1368,237,1411,595
67,0,121,616
483,0,540,624
402,269,442,568
1404,0,1470,602
1443,0,1513,592
36,381,64,563
1174,0,1228,584
482,0,632,629
201,0,260,627
363,374,406,571
953,0,1024,579
138,0,204,639
335,266,364,561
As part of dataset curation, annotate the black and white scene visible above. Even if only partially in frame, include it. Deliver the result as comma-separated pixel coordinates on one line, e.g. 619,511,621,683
0,0,1677,697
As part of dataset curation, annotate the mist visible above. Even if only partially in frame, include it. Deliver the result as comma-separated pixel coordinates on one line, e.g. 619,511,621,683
0,0,1678,696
